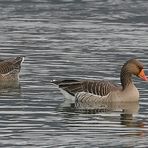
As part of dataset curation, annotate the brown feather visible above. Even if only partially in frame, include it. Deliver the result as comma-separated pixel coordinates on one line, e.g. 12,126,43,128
0,56,24,81
52,79,119,96
0,56,23,74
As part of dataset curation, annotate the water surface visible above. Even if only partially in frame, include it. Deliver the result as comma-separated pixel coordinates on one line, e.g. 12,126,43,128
0,0,148,147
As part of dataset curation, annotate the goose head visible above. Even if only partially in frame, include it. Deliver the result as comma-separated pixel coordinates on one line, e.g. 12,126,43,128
120,58,147,89
125,59,147,80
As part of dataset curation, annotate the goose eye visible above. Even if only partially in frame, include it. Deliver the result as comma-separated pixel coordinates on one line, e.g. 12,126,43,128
137,65,143,71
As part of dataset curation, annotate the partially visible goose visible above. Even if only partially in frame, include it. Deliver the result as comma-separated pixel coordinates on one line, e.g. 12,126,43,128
52,58,147,102
0,56,24,81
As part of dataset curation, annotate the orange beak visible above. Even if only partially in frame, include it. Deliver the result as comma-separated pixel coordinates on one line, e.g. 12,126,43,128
138,69,148,81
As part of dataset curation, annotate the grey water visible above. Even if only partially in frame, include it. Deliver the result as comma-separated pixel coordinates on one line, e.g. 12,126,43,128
0,0,148,147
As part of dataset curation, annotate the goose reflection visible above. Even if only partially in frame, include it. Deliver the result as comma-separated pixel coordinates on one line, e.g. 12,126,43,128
120,113,144,128
60,99,144,128
0,81,21,95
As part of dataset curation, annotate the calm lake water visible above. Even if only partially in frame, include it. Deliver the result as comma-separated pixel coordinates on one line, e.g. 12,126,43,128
0,0,148,147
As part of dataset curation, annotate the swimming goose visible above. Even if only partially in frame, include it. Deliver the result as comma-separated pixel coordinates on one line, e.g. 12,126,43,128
52,58,147,102
0,56,24,81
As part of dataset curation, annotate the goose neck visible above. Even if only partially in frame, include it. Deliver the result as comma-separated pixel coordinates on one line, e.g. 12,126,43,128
120,68,133,90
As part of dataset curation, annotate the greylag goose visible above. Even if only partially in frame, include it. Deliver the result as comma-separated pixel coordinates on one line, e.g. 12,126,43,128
0,56,24,81
52,58,147,102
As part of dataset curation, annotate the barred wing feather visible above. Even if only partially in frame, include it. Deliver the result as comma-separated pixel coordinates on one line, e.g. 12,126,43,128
0,56,24,75
52,79,119,96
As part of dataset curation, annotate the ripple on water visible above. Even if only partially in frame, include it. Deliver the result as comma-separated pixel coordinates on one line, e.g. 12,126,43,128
0,0,148,147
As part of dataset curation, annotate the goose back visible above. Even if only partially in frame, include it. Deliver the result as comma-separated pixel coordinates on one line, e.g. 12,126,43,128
52,79,119,96
0,56,24,81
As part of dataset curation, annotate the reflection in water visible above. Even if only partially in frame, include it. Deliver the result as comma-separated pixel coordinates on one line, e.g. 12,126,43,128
120,113,144,128
60,99,145,128
0,81,21,95
0,0,148,147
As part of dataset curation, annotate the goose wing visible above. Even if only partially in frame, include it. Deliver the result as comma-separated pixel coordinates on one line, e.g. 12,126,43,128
52,79,119,96
0,56,24,75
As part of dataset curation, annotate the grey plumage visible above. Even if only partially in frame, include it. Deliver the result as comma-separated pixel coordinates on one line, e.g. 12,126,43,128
0,56,24,80
51,79,119,96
